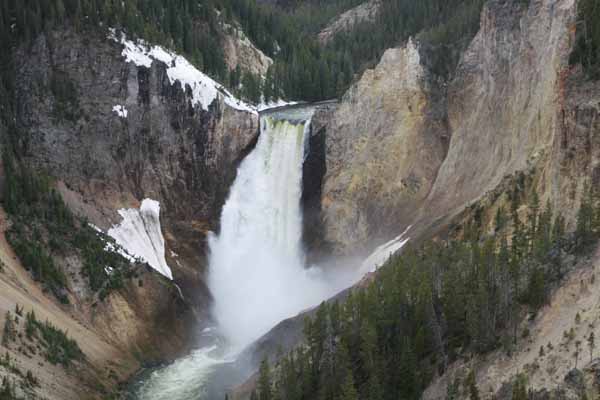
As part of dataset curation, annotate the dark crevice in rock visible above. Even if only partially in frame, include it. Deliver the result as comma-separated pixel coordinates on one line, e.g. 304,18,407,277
301,120,328,264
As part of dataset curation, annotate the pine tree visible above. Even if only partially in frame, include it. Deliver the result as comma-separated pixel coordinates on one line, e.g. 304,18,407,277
2,311,16,346
446,377,460,400
533,200,553,262
0,375,16,400
495,206,507,233
526,266,546,310
359,318,377,373
263,67,275,103
466,370,480,400
339,368,358,400
527,190,540,252
511,374,528,400
588,331,595,362
575,184,595,252
258,358,272,400
398,337,417,399
365,373,383,400
575,340,582,368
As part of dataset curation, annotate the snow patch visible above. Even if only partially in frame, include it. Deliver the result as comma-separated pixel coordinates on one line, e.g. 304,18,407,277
360,226,411,274
103,240,138,263
404,38,423,90
107,199,173,280
88,223,103,233
108,29,256,114
88,223,138,263
120,39,153,67
112,105,128,118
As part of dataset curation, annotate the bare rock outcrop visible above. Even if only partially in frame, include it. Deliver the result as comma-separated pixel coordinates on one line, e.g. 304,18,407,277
320,39,449,254
424,0,577,225
318,0,381,44
222,25,273,77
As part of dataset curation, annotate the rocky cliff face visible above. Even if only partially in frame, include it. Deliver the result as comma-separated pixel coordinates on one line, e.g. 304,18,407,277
2,27,259,399
301,102,337,261
222,25,273,78
544,64,600,226
424,0,577,226
317,0,381,44
15,28,258,294
320,39,448,255
318,0,588,255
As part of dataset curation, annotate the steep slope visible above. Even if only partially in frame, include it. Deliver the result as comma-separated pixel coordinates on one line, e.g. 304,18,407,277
318,0,582,254
422,245,600,400
0,206,167,400
317,0,381,44
313,0,600,398
424,0,577,226
14,28,258,300
320,39,448,255
221,23,273,78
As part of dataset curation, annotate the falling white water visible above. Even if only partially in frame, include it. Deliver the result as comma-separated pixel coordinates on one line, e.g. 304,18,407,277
208,116,337,350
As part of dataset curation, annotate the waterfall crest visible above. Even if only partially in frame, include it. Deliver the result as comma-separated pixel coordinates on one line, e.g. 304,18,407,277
208,116,332,350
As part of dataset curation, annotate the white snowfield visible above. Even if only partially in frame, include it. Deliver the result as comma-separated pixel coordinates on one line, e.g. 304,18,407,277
107,199,173,280
108,29,256,114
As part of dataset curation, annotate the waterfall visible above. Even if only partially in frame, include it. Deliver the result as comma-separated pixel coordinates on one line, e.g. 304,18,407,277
208,115,332,350
132,112,412,400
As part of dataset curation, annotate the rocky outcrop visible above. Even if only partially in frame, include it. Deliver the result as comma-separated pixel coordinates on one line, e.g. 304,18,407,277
318,0,381,44
543,66,600,226
316,0,599,397
320,39,448,255
222,25,273,77
424,0,577,227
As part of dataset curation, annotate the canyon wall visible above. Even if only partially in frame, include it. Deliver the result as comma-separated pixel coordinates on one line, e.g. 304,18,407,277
320,38,449,255
425,0,577,224
1,27,260,399
14,28,259,297
318,0,590,256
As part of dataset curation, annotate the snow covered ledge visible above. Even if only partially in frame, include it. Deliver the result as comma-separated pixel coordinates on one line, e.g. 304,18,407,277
107,199,173,280
108,28,257,114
